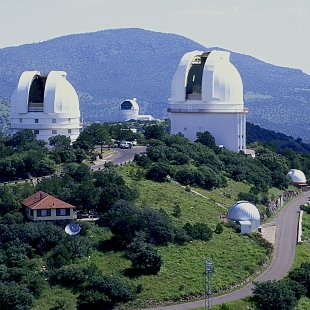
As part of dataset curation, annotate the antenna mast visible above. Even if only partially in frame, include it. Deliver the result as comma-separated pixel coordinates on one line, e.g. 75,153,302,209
205,258,213,310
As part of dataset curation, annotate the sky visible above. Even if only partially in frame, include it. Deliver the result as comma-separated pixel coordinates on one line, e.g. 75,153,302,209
0,0,309,74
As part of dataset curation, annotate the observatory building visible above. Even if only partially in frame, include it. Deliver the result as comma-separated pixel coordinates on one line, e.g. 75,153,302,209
227,201,260,234
287,169,307,188
118,98,154,122
168,50,247,152
10,71,82,143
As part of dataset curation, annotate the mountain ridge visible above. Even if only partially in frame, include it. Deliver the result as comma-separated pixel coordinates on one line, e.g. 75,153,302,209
0,28,309,139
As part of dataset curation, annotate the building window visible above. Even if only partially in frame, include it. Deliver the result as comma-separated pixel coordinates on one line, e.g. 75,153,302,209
52,130,57,134
19,118,22,123
52,119,56,123
35,119,39,123
34,130,39,135
30,209,33,216
68,118,71,123
37,209,51,217
56,208,70,216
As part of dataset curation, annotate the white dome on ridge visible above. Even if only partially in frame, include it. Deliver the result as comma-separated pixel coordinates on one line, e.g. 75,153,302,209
227,201,260,221
170,50,244,109
287,169,307,184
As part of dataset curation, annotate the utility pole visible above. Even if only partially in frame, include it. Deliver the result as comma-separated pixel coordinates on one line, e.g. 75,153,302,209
205,258,213,310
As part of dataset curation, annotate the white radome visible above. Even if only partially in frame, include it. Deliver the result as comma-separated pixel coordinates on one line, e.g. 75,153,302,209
287,169,307,184
227,201,260,221
10,71,82,143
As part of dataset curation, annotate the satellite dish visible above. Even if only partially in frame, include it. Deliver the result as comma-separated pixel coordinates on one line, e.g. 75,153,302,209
65,223,81,236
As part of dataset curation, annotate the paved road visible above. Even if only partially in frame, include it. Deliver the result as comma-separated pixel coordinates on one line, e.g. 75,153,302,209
92,146,147,169
144,192,309,310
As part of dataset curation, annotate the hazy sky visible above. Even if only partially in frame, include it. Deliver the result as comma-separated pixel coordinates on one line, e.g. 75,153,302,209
1,0,309,74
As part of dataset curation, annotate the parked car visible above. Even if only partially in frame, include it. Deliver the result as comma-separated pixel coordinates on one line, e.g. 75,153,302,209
119,141,132,149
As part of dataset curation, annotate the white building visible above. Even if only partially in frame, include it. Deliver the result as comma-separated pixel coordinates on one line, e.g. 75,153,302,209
118,98,154,122
10,71,82,143
227,201,260,234
168,50,247,152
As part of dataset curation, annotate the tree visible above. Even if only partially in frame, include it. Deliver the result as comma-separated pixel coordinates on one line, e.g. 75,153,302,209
253,280,297,310
127,238,163,275
195,131,217,150
77,275,133,309
288,262,310,296
144,125,166,140
49,135,71,149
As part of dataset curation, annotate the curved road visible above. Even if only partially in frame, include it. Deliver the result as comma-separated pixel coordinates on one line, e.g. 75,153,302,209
92,146,147,169
144,192,309,310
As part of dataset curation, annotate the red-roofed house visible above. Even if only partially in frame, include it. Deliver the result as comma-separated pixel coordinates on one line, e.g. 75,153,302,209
22,191,76,221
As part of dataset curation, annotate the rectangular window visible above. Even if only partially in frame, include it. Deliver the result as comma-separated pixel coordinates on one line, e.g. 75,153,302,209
34,130,39,135
30,209,33,216
37,209,51,217
68,129,72,134
19,118,22,123
52,119,56,123
56,208,70,216
35,119,39,123
52,130,57,134
68,118,71,123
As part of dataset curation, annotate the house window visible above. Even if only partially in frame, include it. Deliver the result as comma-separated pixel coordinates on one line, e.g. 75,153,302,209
37,209,51,217
30,209,33,216
68,129,72,134
56,208,70,216
34,130,39,135
35,119,39,123
68,118,71,123
52,130,57,134
52,119,56,123
19,118,22,123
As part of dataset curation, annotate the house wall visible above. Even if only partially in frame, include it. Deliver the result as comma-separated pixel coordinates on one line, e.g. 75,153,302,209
26,207,74,221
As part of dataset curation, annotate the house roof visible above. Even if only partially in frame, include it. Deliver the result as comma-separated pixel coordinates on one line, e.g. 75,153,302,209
22,191,75,210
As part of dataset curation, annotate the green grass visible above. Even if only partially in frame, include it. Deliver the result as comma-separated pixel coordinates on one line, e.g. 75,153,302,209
31,286,77,310
293,212,310,269
34,163,275,309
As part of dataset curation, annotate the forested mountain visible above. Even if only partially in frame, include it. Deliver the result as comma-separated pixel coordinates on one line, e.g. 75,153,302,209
247,122,310,153
0,28,309,139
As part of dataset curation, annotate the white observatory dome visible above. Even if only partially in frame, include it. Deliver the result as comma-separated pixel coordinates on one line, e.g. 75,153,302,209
287,169,307,184
170,50,244,110
118,98,140,121
10,71,82,143
227,201,260,221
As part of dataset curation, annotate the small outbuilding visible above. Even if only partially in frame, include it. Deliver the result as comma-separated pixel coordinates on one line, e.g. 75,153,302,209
22,191,76,221
227,201,260,234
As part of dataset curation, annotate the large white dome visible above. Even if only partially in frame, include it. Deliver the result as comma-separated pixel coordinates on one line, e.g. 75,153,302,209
287,169,307,184
10,71,82,143
170,50,244,110
227,201,260,221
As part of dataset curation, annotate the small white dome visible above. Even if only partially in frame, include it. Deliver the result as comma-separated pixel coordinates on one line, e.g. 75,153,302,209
119,99,139,111
287,169,307,184
227,201,260,221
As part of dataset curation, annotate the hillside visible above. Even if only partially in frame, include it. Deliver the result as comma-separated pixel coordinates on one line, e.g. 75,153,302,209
247,122,310,153
0,28,309,139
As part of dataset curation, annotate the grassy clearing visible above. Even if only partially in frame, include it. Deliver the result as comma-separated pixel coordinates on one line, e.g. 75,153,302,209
34,163,274,309
31,286,77,310
194,297,256,309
